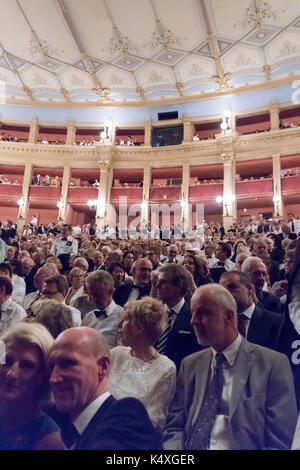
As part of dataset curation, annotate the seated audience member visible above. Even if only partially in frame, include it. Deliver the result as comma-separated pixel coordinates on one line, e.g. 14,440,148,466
82,270,124,349
109,297,176,431
147,246,163,271
220,270,282,349
22,263,58,317
48,327,162,449
182,252,212,287
41,137,49,145
70,274,96,319
203,242,218,269
0,323,65,450
163,245,179,264
33,299,74,338
93,250,105,271
271,249,295,303
108,262,125,289
252,237,280,286
122,250,135,275
64,267,85,305
114,258,152,307
45,256,63,273
4,245,17,262
42,175,50,186
242,256,281,314
268,233,285,265
41,275,81,327
231,240,248,263
152,263,201,370
163,284,298,450
0,276,26,332
6,259,26,305
21,256,37,295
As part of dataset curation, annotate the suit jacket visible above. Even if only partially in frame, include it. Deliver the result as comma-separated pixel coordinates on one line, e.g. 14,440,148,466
276,238,300,408
113,282,151,307
247,305,282,350
257,224,270,234
71,396,162,450
163,338,298,450
164,301,202,370
268,260,281,286
257,290,281,314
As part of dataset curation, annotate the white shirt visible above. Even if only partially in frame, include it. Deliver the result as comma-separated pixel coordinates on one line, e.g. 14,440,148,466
82,300,125,349
12,274,26,305
72,226,81,236
0,296,26,332
205,255,219,269
73,392,111,436
209,333,243,450
50,236,78,256
62,302,82,327
240,303,255,337
168,298,185,328
211,258,236,271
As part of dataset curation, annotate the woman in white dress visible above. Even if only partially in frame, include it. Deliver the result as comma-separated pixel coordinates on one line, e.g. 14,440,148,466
109,296,176,432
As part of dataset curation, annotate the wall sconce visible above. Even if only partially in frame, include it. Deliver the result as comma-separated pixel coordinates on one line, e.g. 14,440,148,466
273,195,280,217
220,108,232,134
100,118,113,144
87,199,98,210
57,200,64,209
141,200,148,210
216,196,223,204
17,196,25,207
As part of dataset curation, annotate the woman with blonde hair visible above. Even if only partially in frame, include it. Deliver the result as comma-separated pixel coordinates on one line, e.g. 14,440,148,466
0,323,65,449
108,296,176,431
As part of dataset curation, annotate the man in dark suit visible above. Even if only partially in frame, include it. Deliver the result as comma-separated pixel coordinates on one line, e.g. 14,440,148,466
257,218,270,234
276,238,300,408
220,270,282,350
114,257,152,307
163,284,297,450
154,263,201,370
48,327,162,450
242,256,281,313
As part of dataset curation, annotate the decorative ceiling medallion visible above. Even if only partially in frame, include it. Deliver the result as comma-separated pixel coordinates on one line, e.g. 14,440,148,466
105,26,140,56
109,73,124,85
277,41,299,58
150,20,186,51
195,42,213,58
7,54,27,70
24,34,64,57
32,73,50,87
218,40,234,55
113,56,143,70
68,74,89,88
234,0,285,30
35,58,62,72
244,27,279,45
147,70,164,84
188,63,204,76
234,53,252,67
155,50,185,65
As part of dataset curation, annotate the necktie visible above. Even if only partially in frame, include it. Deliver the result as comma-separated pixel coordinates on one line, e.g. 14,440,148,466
186,353,226,450
61,422,80,448
156,310,174,354
292,222,295,232
237,314,248,337
94,309,107,318
61,237,67,241
217,261,225,267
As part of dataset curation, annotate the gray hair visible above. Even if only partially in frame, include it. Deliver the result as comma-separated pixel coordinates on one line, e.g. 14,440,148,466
32,299,74,338
241,256,266,276
86,270,114,291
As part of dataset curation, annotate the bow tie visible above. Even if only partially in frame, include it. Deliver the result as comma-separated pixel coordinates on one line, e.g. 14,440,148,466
94,309,107,318
61,237,67,241
217,262,225,266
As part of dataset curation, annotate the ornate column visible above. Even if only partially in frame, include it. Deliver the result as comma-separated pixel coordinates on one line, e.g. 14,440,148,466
272,153,283,218
96,160,113,232
141,165,151,226
66,119,76,145
17,163,32,232
181,162,190,232
216,133,237,231
183,114,192,143
144,119,152,146
57,164,71,224
269,98,280,131
28,118,39,144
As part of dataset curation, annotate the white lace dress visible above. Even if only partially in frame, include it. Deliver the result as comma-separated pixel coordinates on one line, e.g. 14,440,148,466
109,346,176,431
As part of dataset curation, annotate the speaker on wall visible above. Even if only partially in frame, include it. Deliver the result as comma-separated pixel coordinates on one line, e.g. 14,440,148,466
158,111,178,121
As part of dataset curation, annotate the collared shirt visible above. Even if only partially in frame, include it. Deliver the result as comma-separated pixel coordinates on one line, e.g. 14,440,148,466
0,296,26,332
82,300,125,349
62,301,82,327
73,392,111,437
168,297,185,328
240,303,255,338
211,258,236,271
50,236,78,256
209,333,243,450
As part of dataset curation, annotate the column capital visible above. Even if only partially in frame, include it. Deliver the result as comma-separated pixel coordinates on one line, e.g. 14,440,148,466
220,152,236,165
99,160,113,172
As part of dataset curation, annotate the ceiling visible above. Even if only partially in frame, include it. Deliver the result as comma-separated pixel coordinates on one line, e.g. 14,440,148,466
1,0,300,105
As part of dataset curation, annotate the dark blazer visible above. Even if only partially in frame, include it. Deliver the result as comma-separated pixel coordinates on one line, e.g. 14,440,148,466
268,260,281,286
247,305,283,350
257,290,281,314
113,282,151,307
276,238,300,408
257,224,270,234
164,300,202,370
71,396,162,450
209,266,226,283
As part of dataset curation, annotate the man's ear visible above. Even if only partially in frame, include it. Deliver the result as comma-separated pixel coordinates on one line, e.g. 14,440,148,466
248,283,256,301
97,355,110,379
225,308,235,326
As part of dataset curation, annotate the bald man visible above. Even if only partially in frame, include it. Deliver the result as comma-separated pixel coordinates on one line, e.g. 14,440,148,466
48,327,161,450
163,284,297,450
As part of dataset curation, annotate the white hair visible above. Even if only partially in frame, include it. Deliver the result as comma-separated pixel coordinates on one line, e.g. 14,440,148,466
241,256,266,275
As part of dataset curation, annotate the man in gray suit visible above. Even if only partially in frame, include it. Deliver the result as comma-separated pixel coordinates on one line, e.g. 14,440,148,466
163,284,298,450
